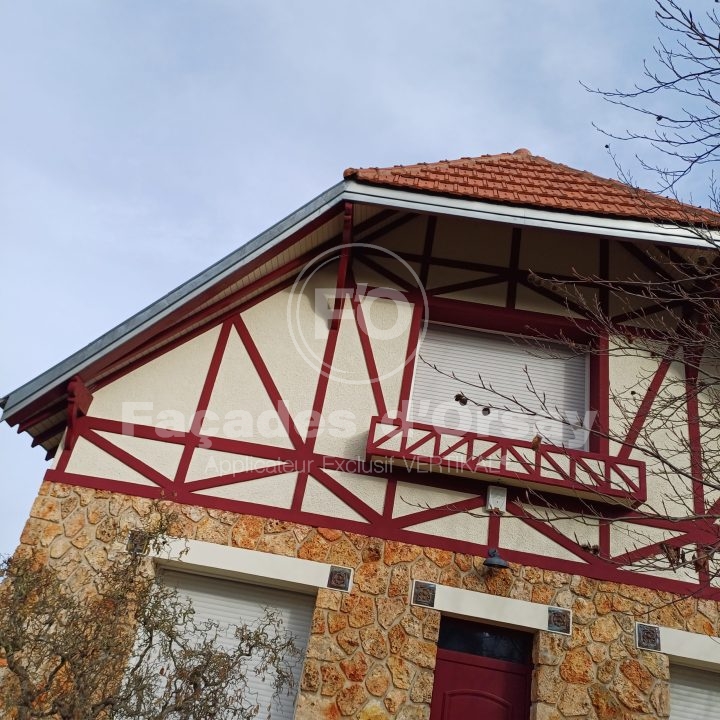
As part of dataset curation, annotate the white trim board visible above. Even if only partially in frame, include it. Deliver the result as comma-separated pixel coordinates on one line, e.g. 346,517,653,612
661,626,720,671
153,538,352,595
414,580,570,635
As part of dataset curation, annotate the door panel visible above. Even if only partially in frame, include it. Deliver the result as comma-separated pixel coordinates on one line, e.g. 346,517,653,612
440,690,512,720
430,647,531,720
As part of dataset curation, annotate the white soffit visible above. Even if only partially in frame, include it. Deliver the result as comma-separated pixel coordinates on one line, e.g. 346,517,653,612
344,180,719,249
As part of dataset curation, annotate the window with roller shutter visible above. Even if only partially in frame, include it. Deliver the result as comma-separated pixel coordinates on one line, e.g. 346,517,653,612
411,324,588,449
162,570,314,720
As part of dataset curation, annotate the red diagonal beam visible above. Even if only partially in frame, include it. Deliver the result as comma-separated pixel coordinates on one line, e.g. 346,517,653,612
233,316,304,450
618,349,676,460
541,451,575,483
357,213,418,246
83,415,299,463
505,503,605,567
392,495,487,529
84,428,173,493
405,431,437,455
351,286,388,418
505,445,536,475
304,315,341,454
429,275,506,297
611,534,695,568
518,276,594,319
574,456,608,489
607,462,640,493
438,436,473,460
173,321,233,485
354,254,415,293
372,423,404,449
185,461,298,492
311,466,384,523
397,303,424,420
612,299,685,325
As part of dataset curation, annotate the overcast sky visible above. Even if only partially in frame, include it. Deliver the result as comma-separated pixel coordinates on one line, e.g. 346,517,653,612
0,1,696,554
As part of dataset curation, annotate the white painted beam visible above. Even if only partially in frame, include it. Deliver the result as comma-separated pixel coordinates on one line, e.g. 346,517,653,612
662,626,720,670
153,538,352,595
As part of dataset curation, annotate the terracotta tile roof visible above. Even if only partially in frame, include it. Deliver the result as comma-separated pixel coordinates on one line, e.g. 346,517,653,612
344,149,720,227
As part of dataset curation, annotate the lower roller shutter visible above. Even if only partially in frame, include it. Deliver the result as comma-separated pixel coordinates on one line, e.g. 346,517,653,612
162,570,315,720
670,664,720,719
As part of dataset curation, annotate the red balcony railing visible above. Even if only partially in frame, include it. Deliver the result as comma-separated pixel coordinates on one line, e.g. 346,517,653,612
367,417,646,506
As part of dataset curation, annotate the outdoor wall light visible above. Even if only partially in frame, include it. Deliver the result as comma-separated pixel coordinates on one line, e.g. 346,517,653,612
483,548,509,570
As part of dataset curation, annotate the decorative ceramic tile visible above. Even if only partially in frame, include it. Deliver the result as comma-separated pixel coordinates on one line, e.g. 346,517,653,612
547,606,572,635
636,623,662,652
327,565,352,592
412,580,437,608
126,529,149,556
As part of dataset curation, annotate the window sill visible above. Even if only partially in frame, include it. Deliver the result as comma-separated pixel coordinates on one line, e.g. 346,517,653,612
367,417,645,506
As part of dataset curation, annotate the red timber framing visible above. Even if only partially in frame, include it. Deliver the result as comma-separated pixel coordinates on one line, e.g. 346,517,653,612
31,207,720,600
65,377,93,452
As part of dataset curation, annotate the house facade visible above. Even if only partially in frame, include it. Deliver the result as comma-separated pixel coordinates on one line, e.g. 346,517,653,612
3,149,720,719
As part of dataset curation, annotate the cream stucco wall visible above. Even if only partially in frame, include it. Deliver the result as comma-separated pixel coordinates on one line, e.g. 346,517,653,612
56,216,707,576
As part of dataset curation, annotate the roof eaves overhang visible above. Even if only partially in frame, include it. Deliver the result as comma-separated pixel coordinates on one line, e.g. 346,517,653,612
1,181,346,424
4,178,717,429
344,180,720,248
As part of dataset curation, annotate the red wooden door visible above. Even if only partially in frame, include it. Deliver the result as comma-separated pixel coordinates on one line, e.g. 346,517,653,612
430,618,532,720
430,649,531,720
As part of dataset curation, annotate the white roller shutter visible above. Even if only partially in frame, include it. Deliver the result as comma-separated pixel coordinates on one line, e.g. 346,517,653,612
162,570,314,720
412,324,587,448
670,664,720,719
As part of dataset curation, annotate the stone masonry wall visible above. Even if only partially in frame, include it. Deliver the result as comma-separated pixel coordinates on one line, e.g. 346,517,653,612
16,481,720,720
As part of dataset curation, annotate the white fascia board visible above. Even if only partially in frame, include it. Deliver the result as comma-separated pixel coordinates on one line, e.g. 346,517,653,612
662,626,720,670
344,180,719,249
153,538,351,596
